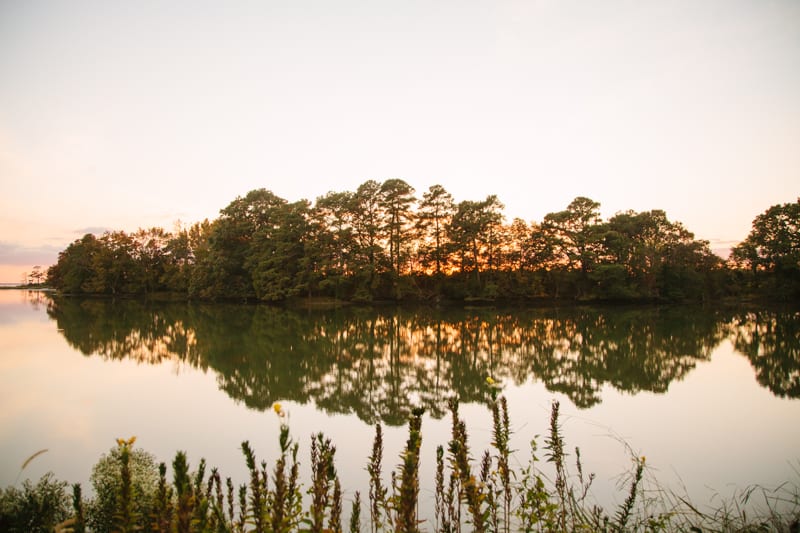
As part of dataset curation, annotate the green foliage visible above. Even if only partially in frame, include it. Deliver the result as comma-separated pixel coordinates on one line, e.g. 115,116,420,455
307,433,339,532
0,473,70,533
489,394,512,533
589,264,636,300
448,195,505,292
433,445,455,533
238,407,304,532
72,483,86,533
544,196,602,277
515,438,558,532
48,233,103,294
88,439,159,533
172,451,195,533
352,180,386,280
447,400,488,532
392,408,424,533
733,198,800,299
350,491,362,533
416,184,456,276
368,423,388,532
380,179,416,275
3,397,800,532
545,400,569,530
203,189,290,300
614,456,645,531
733,199,800,271
152,461,173,532
49,183,793,304
248,200,313,302
269,409,303,533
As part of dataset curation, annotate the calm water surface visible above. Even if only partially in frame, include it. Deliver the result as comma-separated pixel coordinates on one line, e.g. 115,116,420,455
1,289,798,519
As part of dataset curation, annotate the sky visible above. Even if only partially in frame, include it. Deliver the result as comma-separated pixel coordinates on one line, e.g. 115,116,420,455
1,0,798,282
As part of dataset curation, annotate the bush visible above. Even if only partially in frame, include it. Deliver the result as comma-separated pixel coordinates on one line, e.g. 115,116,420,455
0,473,70,532
87,439,159,532
1,403,799,532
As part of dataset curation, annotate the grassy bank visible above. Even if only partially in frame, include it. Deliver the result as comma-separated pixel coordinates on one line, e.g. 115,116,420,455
2,392,798,532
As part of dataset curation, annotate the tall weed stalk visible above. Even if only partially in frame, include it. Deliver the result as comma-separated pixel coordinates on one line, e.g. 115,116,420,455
489,390,512,533
393,407,424,533
308,432,338,532
10,392,800,533
447,399,487,533
368,423,388,532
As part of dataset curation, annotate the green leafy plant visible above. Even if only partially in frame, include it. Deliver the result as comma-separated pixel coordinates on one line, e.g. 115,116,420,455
0,473,70,533
88,437,158,533
2,395,799,532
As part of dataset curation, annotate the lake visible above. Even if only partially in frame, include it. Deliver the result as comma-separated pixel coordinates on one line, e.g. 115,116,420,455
1,289,798,523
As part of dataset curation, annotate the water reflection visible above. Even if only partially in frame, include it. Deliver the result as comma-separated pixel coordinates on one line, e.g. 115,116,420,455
730,309,800,398
45,296,798,424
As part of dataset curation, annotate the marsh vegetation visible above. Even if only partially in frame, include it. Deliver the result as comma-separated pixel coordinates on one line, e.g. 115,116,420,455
2,396,798,532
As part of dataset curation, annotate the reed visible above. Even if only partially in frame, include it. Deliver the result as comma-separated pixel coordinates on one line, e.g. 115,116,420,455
14,448,48,486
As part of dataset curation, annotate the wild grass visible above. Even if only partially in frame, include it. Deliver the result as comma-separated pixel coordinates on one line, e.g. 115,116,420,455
2,393,799,532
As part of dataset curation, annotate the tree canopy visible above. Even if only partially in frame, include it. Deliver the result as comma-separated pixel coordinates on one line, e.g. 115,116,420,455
46,181,794,303
732,198,800,298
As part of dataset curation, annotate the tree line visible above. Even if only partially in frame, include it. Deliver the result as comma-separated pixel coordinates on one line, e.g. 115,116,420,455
45,180,800,302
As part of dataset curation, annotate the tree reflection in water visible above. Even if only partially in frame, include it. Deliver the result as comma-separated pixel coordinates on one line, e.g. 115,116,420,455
46,296,798,424
731,309,800,398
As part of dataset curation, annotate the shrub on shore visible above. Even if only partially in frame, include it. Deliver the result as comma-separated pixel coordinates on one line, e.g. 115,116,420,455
2,395,798,532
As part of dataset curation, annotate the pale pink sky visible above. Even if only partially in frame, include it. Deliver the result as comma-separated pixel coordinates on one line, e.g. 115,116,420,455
1,0,799,282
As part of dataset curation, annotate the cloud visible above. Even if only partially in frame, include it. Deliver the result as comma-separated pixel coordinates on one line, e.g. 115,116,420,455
0,241,61,265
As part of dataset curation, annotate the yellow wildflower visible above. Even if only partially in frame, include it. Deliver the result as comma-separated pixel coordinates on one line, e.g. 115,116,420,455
116,436,136,447
486,376,495,385
273,402,283,415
